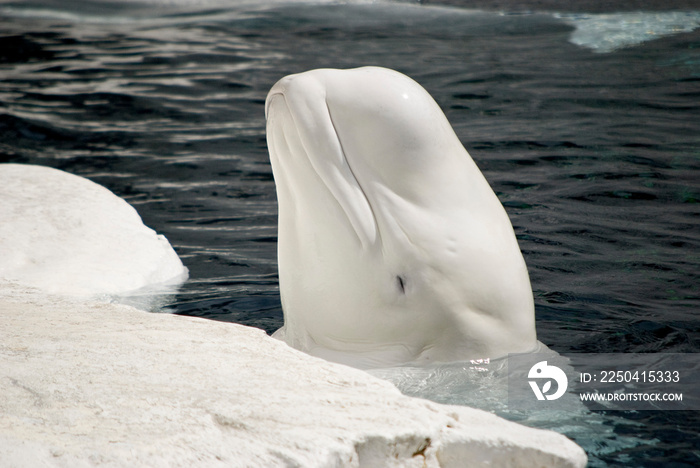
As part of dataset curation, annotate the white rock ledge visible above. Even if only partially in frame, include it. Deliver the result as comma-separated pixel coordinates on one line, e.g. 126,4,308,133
0,294,587,467
0,164,187,297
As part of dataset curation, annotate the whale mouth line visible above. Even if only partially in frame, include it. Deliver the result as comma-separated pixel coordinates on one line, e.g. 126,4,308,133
267,86,379,248
324,99,381,247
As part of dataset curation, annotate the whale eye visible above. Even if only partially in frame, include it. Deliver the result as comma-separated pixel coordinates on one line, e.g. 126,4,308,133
396,275,406,294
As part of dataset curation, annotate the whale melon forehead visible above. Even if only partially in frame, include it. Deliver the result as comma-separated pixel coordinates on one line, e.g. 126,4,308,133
285,66,449,140
270,67,448,135
324,67,439,121
276,67,463,185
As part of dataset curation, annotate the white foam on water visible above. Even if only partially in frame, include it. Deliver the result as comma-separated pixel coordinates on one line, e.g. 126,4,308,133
556,11,700,53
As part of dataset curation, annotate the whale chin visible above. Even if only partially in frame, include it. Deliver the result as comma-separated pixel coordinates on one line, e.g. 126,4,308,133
273,325,541,370
266,67,537,368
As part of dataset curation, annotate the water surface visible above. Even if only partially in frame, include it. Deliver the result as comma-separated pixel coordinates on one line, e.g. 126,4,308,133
1,1,699,465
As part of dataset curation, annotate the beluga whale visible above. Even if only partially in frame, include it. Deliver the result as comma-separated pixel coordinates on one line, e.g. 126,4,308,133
265,66,537,369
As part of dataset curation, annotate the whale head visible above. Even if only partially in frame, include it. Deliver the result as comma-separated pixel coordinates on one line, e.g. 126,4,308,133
266,67,536,368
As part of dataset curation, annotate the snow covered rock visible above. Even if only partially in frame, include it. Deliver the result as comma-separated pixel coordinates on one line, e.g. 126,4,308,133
0,164,187,297
0,291,587,467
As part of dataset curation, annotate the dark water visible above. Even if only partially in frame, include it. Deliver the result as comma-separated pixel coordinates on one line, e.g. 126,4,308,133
1,0,699,466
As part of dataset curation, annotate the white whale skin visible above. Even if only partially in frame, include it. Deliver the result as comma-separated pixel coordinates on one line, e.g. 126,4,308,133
266,67,536,368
